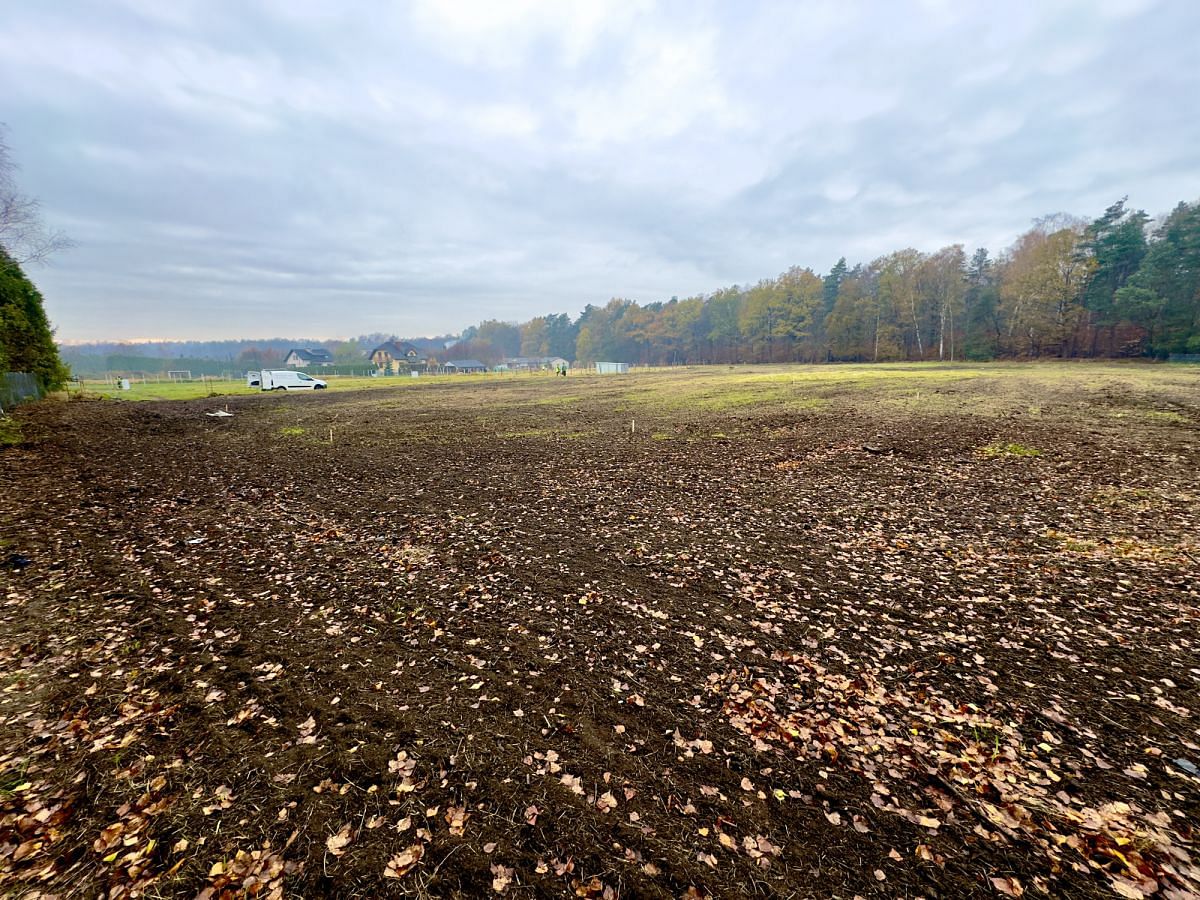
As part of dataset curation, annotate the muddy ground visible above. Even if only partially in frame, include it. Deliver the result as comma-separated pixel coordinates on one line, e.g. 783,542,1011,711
2,365,1199,899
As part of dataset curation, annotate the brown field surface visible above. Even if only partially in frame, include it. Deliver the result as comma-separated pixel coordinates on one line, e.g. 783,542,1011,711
2,362,1198,899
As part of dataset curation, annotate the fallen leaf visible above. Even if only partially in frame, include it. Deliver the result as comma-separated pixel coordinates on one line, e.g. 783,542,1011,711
445,806,469,837
383,843,424,878
325,823,352,857
991,876,1025,897
491,862,515,893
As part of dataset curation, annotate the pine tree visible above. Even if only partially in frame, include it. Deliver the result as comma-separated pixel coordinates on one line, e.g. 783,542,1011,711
1079,198,1149,355
1115,201,1200,355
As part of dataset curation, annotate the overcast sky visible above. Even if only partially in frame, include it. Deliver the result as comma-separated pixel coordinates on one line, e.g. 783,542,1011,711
4,0,1199,342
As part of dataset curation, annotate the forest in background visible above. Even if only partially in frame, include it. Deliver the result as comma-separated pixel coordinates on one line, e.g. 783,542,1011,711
494,197,1198,367
62,197,1200,373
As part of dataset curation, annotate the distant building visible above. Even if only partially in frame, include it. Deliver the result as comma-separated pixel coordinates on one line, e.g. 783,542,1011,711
595,361,629,374
369,341,428,374
284,348,333,367
443,359,488,374
503,356,569,372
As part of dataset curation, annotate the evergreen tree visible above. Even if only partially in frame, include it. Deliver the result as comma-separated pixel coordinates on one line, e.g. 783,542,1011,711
1115,201,1200,355
963,248,1002,359
543,313,578,360
813,258,848,361
1079,198,1149,354
0,248,69,389
822,257,848,317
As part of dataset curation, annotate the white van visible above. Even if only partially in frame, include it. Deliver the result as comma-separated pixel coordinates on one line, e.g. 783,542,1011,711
259,370,328,391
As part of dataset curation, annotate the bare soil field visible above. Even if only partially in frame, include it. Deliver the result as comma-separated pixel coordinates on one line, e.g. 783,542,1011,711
2,363,1199,899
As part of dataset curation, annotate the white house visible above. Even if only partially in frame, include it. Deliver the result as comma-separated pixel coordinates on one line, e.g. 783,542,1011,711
284,348,334,368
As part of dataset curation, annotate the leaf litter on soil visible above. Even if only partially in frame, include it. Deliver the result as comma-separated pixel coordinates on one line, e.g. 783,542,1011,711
0,365,1198,898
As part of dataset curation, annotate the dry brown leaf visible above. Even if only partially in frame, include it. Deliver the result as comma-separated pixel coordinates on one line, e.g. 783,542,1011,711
990,876,1025,897
325,823,352,857
383,843,424,879
491,862,514,893
445,805,469,836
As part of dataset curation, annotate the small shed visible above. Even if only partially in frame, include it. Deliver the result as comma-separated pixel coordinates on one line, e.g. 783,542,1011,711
503,356,570,372
443,359,488,374
595,361,629,374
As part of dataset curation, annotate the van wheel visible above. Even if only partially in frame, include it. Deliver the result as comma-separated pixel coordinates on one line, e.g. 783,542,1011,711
274,386,286,391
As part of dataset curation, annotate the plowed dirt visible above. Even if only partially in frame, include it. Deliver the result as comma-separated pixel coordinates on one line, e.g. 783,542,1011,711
2,364,1198,899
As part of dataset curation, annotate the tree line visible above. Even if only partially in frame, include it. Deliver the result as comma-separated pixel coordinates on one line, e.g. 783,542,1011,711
16,173,1200,384
449,197,1200,366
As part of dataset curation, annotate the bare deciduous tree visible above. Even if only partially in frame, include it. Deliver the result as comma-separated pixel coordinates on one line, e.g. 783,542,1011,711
0,126,73,264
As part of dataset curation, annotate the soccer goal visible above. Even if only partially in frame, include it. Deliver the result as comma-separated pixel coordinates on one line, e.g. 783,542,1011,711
167,370,192,382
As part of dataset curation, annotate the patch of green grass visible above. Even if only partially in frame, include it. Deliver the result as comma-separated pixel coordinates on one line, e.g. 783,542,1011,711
1092,485,1197,511
621,378,814,413
980,442,1042,458
1047,532,1097,553
1141,410,1187,424
279,426,306,437
88,374,436,401
79,363,1197,413
617,363,999,416
1092,486,1157,512
92,380,260,401
693,388,786,410
612,362,1184,423
1044,529,1188,562
0,760,30,798
0,417,22,446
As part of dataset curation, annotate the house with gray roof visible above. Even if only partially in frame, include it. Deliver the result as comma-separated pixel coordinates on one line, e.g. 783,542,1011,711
284,347,333,367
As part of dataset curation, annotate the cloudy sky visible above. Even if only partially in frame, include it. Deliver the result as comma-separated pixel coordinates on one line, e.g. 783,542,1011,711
3,0,1198,341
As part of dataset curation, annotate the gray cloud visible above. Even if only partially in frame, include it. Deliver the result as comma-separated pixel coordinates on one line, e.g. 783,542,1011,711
3,0,1198,340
